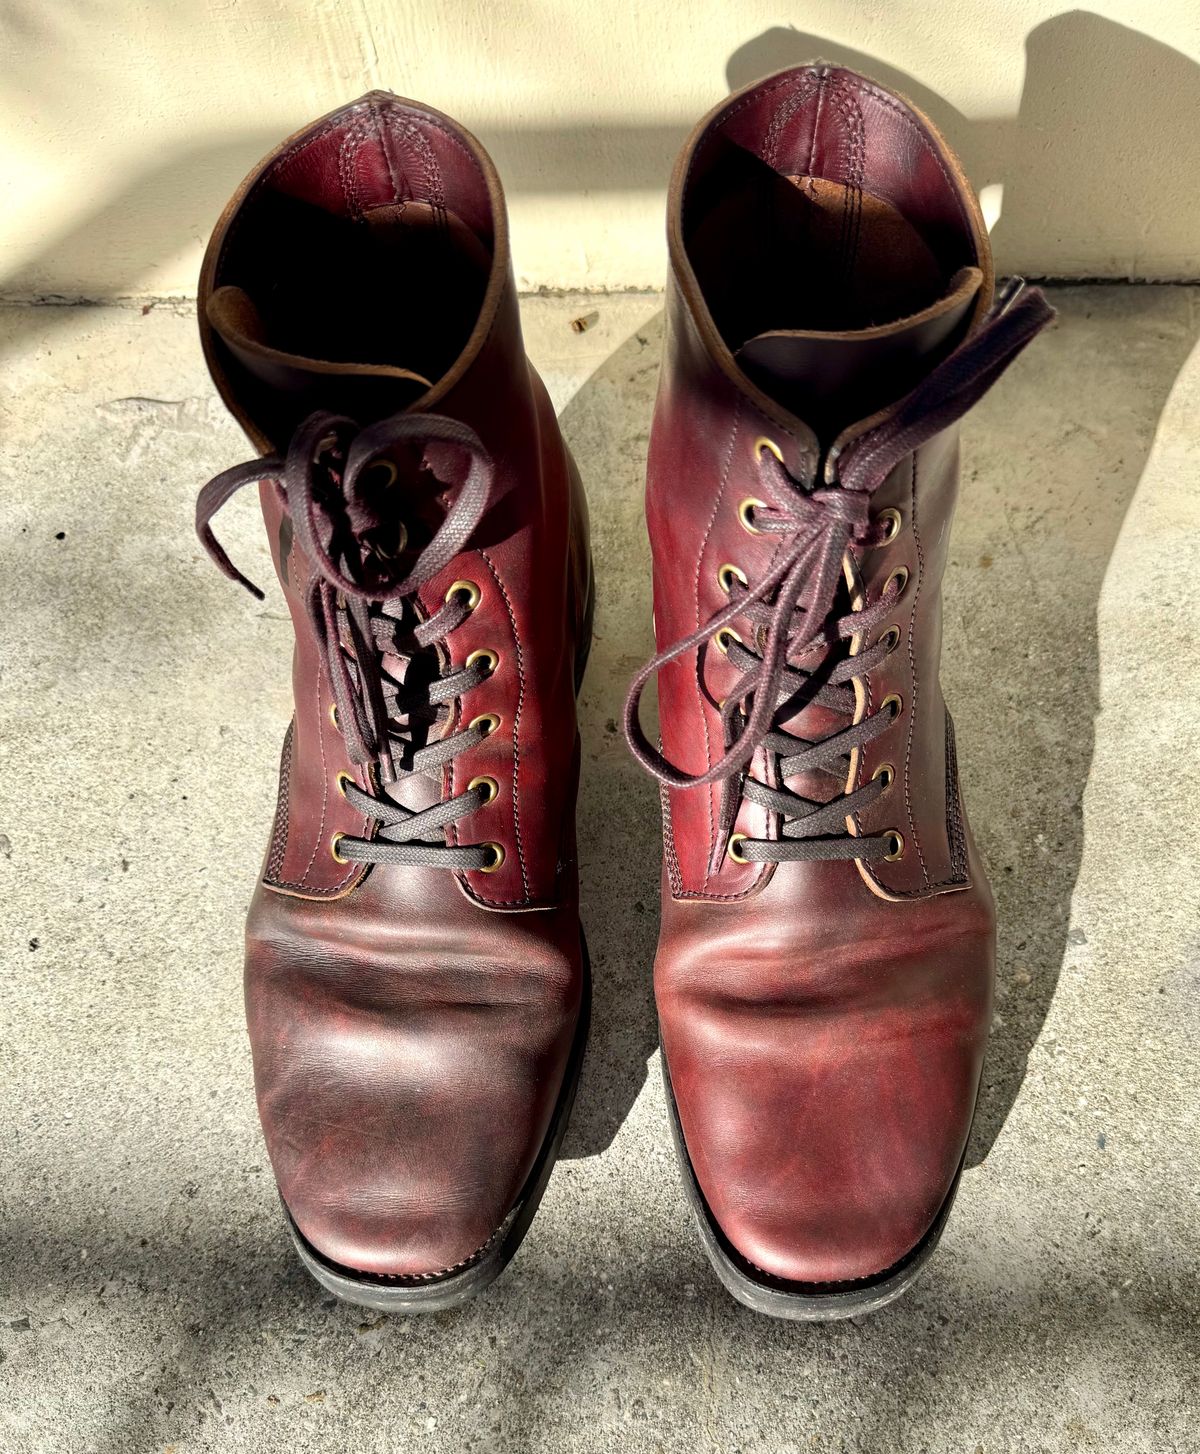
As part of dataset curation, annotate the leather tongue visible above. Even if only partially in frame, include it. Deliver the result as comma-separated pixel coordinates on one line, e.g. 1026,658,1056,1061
206,284,433,421
735,267,983,437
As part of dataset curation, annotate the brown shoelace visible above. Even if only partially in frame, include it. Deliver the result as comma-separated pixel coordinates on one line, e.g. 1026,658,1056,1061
625,280,1055,873
197,410,502,871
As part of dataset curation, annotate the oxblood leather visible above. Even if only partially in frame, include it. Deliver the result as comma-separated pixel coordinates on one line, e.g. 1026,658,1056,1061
645,66,998,1284
199,95,591,1278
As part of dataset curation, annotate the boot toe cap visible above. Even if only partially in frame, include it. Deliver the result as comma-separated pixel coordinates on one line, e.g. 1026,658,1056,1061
660,955,988,1286
246,940,581,1281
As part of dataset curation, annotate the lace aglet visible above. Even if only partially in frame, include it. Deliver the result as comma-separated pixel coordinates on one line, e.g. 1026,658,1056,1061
377,750,397,786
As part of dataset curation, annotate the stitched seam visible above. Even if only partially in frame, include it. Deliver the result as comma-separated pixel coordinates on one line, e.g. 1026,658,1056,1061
854,84,973,239
693,398,743,886
827,84,866,283
221,100,484,276
476,549,531,902
684,72,809,196
372,100,402,204
762,75,823,172
267,659,358,894
337,115,372,219
302,660,332,883
857,459,966,899
904,454,930,886
944,710,968,879
265,721,294,881
661,778,684,897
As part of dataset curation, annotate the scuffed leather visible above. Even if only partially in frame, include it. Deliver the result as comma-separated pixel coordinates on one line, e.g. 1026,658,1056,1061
648,65,998,1284
200,95,591,1277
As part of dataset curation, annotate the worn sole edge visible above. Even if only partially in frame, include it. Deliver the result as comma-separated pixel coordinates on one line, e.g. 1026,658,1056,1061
283,942,592,1313
661,1054,967,1321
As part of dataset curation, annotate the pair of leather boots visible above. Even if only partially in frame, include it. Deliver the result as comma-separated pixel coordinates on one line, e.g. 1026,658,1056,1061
196,65,1052,1320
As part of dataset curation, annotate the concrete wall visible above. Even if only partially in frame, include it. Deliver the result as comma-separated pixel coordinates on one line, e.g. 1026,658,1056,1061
2,3,1198,298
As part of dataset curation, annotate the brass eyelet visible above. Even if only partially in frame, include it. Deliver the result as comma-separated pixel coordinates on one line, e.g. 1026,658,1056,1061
881,693,904,720
446,579,481,611
717,562,748,594
728,832,751,864
875,508,902,544
328,702,340,729
329,832,349,864
880,625,901,653
753,436,784,463
738,497,767,535
872,762,896,789
364,458,398,489
885,566,909,599
335,771,354,799
479,842,505,873
469,712,501,738
466,648,499,676
468,775,499,806
883,830,905,861
714,626,743,656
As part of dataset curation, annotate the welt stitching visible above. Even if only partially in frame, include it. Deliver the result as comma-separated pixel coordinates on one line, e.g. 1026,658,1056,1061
342,1218,506,1283
904,453,930,886
479,548,532,901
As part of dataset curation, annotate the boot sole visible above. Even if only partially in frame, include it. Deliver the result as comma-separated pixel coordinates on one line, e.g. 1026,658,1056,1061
280,551,597,1312
662,1055,966,1321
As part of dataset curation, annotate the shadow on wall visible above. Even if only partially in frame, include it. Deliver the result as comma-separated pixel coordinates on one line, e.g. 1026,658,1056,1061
3,7,1200,325
728,12,1200,279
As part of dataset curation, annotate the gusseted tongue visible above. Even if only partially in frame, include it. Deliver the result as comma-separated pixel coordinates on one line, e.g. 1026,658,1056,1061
735,266,984,438
206,284,433,422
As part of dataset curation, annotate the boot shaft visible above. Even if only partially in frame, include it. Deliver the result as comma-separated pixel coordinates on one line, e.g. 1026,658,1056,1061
198,93,591,908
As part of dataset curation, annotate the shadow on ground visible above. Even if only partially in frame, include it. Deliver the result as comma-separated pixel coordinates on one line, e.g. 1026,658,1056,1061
1,1203,1193,1453
557,314,664,1160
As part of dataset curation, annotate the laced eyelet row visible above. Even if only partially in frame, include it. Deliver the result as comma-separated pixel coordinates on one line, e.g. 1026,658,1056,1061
328,643,505,870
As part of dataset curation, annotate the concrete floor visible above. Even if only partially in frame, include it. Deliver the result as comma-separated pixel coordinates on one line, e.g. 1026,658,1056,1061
0,286,1197,1452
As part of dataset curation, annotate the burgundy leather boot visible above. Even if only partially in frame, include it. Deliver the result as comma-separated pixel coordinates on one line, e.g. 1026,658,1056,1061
195,94,592,1310
625,65,1052,1318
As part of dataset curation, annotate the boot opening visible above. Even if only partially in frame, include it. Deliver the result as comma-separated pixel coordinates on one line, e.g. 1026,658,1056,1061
204,96,499,445
682,66,986,351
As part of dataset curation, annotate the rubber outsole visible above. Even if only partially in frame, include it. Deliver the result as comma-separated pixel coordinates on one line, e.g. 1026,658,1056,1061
662,1055,967,1321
